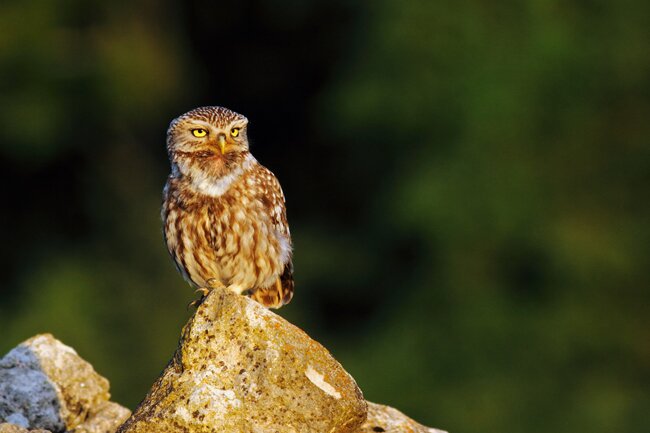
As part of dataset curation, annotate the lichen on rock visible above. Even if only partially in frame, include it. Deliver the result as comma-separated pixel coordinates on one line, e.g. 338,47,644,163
117,287,368,433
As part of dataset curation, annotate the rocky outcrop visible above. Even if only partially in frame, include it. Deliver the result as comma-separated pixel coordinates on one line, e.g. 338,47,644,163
0,334,130,433
117,287,368,433
1,292,446,433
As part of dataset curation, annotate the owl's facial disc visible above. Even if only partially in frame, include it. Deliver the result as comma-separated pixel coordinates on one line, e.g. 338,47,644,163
169,118,249,174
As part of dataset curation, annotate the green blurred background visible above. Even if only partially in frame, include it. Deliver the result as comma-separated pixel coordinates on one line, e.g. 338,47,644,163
1,1,649,432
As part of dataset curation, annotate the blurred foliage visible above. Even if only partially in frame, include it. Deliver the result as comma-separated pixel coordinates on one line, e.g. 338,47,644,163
0,1,648,432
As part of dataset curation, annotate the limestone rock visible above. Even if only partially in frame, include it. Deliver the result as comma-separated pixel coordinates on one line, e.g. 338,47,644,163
117,287,367,433
0,334,130,433
358,402,447,433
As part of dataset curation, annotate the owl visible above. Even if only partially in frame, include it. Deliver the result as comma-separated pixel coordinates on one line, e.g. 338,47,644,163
162,106,293,308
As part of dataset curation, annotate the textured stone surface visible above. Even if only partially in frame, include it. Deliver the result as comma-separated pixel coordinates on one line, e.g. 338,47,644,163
358,402,447,433
73,402,131,433
0,340,63,432
0,424,50,433
0,334,130,433
117,287,367,433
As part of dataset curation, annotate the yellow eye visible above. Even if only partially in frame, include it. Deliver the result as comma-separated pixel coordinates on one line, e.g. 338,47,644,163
230,128,240,137
191,128,207,138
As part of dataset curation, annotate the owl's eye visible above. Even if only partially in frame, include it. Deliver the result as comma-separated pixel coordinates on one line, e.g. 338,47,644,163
230,128,240,138
191,128,207,138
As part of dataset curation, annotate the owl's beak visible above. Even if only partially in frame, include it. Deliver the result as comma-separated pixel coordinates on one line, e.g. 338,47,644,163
217,134,227,154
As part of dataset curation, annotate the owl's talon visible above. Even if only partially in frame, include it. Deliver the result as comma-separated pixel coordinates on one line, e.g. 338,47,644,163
187,298,201,310
194,287,210,297
187,287,210,309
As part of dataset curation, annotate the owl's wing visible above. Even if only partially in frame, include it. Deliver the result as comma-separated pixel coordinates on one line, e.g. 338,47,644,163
252,165,294,307
256,165,292,248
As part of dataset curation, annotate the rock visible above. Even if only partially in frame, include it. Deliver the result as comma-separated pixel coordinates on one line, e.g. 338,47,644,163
0,334,130,433
0,423,50,433
117,287,368,433
0,339,63,432
359,402,447,433
4,414,30,429
73,402,131,433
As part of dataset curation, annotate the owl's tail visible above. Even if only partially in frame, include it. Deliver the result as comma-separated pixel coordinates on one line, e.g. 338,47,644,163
249,265,294,309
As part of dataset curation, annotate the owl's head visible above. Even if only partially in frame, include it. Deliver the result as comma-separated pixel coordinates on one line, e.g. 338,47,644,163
166,106,250,180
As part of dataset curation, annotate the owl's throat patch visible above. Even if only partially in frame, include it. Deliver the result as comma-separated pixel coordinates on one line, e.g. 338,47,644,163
190,153,256,197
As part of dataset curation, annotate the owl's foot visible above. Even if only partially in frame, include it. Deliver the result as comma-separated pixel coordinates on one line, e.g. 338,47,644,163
206,278,228,290
186,287,211,309
187,280,228,309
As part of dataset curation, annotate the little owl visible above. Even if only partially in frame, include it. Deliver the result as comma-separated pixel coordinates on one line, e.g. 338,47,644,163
162,106,293,308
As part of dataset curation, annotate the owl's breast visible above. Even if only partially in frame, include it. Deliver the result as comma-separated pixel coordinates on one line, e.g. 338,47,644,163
213,176,288,289
163,174,288,292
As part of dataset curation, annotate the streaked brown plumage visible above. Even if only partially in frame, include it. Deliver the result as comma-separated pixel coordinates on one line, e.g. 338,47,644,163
162,106,293,308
